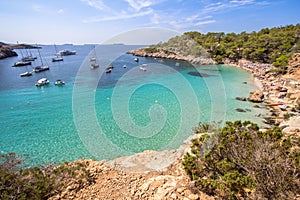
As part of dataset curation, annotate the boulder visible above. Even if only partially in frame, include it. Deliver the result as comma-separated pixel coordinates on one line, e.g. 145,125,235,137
236,108,246,112
248,90,264,103
235,97,247,101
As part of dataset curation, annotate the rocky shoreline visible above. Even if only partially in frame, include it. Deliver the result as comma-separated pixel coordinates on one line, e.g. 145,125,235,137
0,47,18,59
224,56,300,135
127,47,216,65
0,42,39,59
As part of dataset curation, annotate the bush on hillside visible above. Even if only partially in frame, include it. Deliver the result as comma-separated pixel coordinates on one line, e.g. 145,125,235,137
183,120,300,199
0,153,95,200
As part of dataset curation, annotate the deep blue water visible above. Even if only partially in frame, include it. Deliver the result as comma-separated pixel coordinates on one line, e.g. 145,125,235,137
0,44,268,166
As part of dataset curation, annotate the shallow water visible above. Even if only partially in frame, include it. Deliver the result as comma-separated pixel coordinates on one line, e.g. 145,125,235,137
0,44,269,166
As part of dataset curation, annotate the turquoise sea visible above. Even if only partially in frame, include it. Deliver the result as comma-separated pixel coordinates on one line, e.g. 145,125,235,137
0,44,268,166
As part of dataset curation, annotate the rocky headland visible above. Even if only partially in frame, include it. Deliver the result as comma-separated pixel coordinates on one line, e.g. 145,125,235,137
127,47,216,65
0,46,18,59
0,42,39,59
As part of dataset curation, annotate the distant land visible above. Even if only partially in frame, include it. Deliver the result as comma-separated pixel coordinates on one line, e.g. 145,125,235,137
0,42,40,59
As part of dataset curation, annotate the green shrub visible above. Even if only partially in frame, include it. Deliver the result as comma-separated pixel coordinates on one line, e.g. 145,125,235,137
183,120,300,199
0,154,95,200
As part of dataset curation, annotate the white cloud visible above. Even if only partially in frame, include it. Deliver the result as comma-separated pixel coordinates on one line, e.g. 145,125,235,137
57,9,64,14
125,0,164,11
80,0,107,10
195,19,216,26
83,9,153,23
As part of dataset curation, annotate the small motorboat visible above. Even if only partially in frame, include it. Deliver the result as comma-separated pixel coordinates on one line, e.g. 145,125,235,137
90,63,99,69
90,57,96,62
134,58,139,62
123,64,127,68
55,79,65,86
139,64,147,71
34,66,50,73
52,57,63,62
139,66,147,71
13,61,32,67
35,78,50,87
20,71,32,77
108,65,114,69
105,68,112,73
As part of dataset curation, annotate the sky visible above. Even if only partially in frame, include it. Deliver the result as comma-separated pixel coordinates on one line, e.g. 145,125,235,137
0,0,299,44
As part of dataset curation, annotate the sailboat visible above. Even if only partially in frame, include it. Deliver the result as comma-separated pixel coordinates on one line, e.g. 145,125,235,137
13,41,32,67
90,46,99,69
34,46,49,73
52,44,63,62
22,49,37,61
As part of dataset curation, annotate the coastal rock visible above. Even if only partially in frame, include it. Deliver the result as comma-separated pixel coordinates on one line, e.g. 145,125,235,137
236,108,246,112
235,97,247,101
248,90,264,103
0,47,18,59
280,116,300,136
127,48,216,65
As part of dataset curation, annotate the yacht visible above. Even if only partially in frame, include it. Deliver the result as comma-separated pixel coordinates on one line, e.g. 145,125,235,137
56,50,76,56
52,57,63,62
20,71,32,77
34,66,49,73
35,78,50,87
13,61,32,67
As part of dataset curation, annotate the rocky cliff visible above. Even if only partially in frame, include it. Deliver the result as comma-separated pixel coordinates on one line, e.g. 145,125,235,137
128,47,216,65
0,47,18,59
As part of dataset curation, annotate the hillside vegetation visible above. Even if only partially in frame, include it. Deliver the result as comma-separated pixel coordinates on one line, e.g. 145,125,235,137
153,24,300,67
183,121,300,199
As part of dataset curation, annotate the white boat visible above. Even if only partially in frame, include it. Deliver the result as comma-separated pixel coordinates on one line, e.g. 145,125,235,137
34,66,49,72
52,44,64,62
139,67,147,71
13,61,32,67
34,47,50,73
139,64,147,71
105,68,112,73
54,79,65,86
22,56,37,62
52,57,63,62
35,78,49,86
20,71,32,77
134,57,139,62
123,64,127,68
90,63,99,69
56,50,76,56
90,46,99,69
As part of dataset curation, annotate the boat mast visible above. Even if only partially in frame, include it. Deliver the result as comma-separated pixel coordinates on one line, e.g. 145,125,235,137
17,41,24,58
37,44,44,66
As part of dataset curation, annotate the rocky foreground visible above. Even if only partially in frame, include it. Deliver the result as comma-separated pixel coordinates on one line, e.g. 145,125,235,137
127,48,216,65
50,135,213,200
